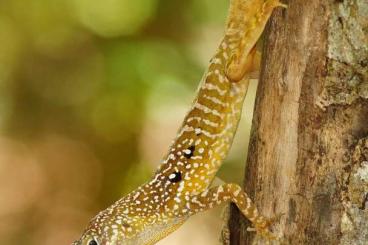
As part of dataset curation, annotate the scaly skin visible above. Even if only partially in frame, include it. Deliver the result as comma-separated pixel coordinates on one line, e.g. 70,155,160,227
73,1,285,244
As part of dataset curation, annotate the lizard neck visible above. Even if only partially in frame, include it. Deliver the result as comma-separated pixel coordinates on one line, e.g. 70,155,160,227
155,36,250,196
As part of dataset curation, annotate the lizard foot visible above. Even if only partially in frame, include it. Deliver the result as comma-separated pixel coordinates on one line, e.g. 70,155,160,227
247,213,284,241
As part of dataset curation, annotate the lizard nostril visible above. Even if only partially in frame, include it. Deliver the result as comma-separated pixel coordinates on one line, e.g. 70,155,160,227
122,222,131,228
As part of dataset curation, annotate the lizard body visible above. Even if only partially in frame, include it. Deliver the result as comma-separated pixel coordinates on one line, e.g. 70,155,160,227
73,1,285,244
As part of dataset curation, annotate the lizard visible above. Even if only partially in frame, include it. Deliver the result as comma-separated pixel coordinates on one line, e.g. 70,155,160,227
73,0,286,244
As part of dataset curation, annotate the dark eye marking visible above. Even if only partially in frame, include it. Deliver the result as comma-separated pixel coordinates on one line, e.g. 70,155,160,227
195,127,202,136
122,222,130,228
168,171,182,183
183,145,195,159
88,240,98,245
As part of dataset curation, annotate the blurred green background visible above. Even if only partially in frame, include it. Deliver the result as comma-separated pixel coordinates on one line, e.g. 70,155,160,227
0,0,258,244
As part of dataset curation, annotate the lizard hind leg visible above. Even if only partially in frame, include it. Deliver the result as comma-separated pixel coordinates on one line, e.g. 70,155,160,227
184,183,280,241
225,0,287,82
226,45,260,82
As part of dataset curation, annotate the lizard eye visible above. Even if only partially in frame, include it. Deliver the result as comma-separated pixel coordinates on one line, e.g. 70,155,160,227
168,171,182,183
88,239,98,245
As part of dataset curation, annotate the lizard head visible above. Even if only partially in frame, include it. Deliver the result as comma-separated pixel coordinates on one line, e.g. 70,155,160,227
72,194,186,245
71,205,143,245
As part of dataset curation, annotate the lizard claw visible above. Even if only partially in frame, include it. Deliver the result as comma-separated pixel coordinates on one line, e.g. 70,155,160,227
248,213,285,241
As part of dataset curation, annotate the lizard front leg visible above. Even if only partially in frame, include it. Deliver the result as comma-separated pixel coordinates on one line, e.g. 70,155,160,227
184,183,278,240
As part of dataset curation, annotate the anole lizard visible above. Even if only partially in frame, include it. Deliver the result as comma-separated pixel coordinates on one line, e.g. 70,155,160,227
73,0,285,244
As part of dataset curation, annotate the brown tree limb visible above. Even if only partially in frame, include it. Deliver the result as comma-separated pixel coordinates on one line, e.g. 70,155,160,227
229,0,368,244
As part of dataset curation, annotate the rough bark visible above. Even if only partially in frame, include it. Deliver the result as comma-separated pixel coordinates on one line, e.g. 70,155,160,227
228,0,368,244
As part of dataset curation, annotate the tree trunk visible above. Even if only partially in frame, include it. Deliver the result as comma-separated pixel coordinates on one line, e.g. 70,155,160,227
228,0,368,244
